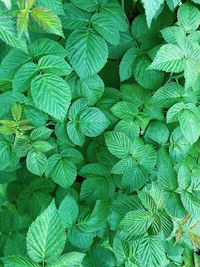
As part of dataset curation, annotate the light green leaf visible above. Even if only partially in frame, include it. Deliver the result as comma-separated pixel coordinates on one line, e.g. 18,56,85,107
31,74,71,121
13,63,38,93
178,2,200,33
48,155,77,188
80,175,115,202
152,82,184,108
32,141,53,153
70,0,108,12
27,201,66,263
161,26,185,45
134,55,164,89
38,55,72,76
91,13,120,45
62,3,91,30
169,127,192,161
159,211,173,238
0,134,11,170
167,102,186,123
29,38,67,58
105,131,132,159
145,121,169,145
149,44,185,73
66,73,105,105
31,8,64,37
120,210,151,236
166,0,181,11
47,252,85,267
30,126,53,141
80,200,110,233
101,0,128,32
179,106,200,144
138,191,157,212
66,29,108,78
36,0,64,15
0,11,27,52
119,47,139,82
138,236,166,267
67,228,94,249
111,157,136,174
181,191,200,215
1,0,11,9
67,121,85,146
59,195,79,228
26,150,47,176
1,256,39,267
141,0,164,27
79,107,109,137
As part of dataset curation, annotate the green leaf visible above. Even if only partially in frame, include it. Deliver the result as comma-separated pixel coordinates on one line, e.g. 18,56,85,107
120,210,151,236
27,200,66,263
152,82,184,108
161,26,185,45
138,235,166,267
138,191,157,212
70,0,108,12
62,3,91,30
80,175,115,202
66,73,104,105
159,211,173,238
59,195,79,228
149,44,185,73
119,47,139,82
111,157,135,174
13,63,38,93
1,0,11,9
145,121,169,145
101,1,128,32
26,150,47,176
167,103,200,144
31,8,64,37
47,252,85,267
36,0,64,15
0,134,11,170
169,127,192,161
38,55,72,76
30,127,53,141
178,3,200,33
67,228,94,249
31,74,71,121
17,9,29,36
1,256,39,267
66,29,108,78
67,121,85,146
11,103,22,121
47,155,77,188
29,38,67,58
166,0,181,11
141,0,164,27
79,107,109,137
80,200,110,233
179,106,200,144
0,11,27,52
105,131,132,159
32,141,53,153
133,55,164,89
91,13,120,45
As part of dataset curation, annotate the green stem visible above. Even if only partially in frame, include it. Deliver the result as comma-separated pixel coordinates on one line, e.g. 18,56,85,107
25,30,31,45
121,0,124,11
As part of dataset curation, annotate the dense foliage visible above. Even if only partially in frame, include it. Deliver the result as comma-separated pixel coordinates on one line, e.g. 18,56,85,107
0,0,200,266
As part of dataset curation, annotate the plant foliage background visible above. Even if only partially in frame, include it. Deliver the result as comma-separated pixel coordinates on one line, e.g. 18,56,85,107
0,0,200,266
